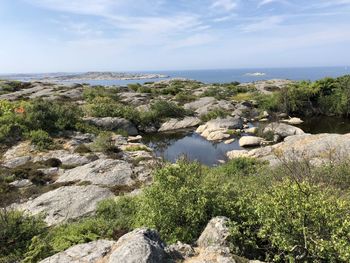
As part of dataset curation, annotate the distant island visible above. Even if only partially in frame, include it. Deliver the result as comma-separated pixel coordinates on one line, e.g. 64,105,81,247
244,72,266,77
39,72,169,82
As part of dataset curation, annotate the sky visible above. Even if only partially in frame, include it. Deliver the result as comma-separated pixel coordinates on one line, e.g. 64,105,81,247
0,0,350,73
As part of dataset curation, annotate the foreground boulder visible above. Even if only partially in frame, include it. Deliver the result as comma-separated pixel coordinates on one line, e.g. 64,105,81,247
228,133,350,166
263,122,304,140
196,117,243,141
15,185,114,226
108,228,168,263
158,117,201,132
85,117,138,135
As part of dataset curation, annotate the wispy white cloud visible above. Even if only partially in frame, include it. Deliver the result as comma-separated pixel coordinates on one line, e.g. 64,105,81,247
240,15,284,32
258,0,290,8
211,0,238,11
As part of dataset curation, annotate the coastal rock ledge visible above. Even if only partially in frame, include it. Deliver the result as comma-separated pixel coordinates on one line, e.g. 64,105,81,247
227,133,350,166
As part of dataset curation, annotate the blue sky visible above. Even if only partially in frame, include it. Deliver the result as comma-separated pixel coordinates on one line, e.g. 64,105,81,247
0,0,350,73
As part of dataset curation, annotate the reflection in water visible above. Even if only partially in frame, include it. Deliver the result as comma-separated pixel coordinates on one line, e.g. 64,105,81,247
142,131,243,166
298,116,350,134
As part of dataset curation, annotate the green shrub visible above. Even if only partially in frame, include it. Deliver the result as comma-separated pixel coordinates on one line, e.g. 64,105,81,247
29,130,53,150
150,100,190,119
84,97,139,124
134,160,210,243
0,209,46,263
25,99,82,133
90,131,120,155
83,86,119,101
200,108,229,122
256,179,350,262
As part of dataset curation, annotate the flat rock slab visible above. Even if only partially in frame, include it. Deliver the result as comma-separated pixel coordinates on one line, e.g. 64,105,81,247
39,240,116,263
15,185,114,226
56,159,134,186
158,117,201,132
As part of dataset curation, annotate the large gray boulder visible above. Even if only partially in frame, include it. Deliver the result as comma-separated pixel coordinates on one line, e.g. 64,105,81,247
196,117,243,141
158,117,201,132
263,122,304,139
15,185,114,226
85,117,138,135
56,159,134,186
108,228,168,263
39,240,116,263
227,133,350,166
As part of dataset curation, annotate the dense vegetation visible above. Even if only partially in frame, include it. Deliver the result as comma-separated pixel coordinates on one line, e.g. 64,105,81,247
256,75,350,116
3,157,350,262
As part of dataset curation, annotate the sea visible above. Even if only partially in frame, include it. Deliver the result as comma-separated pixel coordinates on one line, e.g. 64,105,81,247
1,66,349,86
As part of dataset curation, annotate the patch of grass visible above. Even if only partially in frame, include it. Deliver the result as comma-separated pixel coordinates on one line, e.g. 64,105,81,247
124,145,151,152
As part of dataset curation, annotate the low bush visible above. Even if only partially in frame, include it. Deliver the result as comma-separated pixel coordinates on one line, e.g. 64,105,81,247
200,108,229,122
0,209,46,263
29,130,53,151
90,131,120,155
83,86,120,101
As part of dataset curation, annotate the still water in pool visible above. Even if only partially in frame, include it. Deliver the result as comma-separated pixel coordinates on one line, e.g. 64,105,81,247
142,131,244,166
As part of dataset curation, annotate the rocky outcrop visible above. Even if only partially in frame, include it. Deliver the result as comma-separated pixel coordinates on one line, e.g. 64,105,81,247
40,219,264,263
39,240,116,263
56,159,135,186
158,117,201,132
228,133,350,166
0,82,84,101
263,122,304,140
119,92,150,106
85,117,138,135
196,117,243,141
184,97,234,116
15,185,114,226
239,136,264,147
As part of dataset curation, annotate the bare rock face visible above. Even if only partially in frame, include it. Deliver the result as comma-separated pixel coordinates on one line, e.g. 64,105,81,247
39,240,116,263
263,122,304,139
159,117,202,132
107,228,168,263
85,117,138,135
184,97,234,116
197,217,231,248
228,133,350,166
15,185,114,226
196,117,243,141
56,159,134,186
